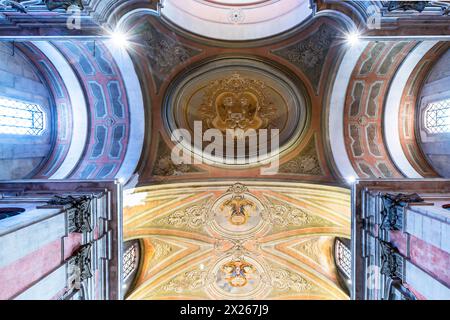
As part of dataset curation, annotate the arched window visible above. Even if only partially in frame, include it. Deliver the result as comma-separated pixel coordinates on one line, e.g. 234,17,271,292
424,98,450,134
0,207,25,220
123,242,138,280
0,96,45,135
335,239,351,278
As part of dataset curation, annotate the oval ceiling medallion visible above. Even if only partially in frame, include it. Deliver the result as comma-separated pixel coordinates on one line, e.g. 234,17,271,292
164,58,309,168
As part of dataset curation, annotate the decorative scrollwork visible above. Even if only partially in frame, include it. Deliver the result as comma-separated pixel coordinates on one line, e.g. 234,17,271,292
380,193,423,231
387,1,449,15
47,195,93,233
269,204,311,228
380,240,404,281
161,269,206,293
161,205,208,230
270,268,312,292
67,244,93,291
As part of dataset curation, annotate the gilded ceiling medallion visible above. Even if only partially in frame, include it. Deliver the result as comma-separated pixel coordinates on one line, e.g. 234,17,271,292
164,58,309,166
200,73,276,132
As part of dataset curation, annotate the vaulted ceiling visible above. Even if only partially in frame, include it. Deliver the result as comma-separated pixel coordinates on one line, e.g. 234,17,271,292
124,182,350,300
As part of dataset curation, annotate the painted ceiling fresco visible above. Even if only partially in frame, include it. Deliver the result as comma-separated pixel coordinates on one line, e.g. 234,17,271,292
124,182,350,299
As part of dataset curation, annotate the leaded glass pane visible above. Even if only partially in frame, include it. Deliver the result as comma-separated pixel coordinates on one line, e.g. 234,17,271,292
336,240,351,278
0,96,45,135
123,244,137,280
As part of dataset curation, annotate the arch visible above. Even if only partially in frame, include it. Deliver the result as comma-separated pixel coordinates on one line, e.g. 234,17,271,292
327,42,367,181
108,43,146,183
384,41,438,178
0,207,25,220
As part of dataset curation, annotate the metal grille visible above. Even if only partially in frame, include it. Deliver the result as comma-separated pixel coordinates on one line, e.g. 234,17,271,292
425,99,450,134
123,244,137,280
336,240,351,278
0,96,45,135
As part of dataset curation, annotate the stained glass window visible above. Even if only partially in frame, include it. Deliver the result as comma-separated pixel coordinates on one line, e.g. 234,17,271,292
336,239,351,278
0,96,45,135
123,243,138,280
425,98,450,134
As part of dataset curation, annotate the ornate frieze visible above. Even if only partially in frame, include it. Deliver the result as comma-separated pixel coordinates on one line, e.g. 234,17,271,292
386,1,450,15
387,1,428,12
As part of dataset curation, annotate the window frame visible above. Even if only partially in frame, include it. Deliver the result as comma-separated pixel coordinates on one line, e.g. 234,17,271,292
0,95,46,136
423,98,450,135
335,238,352,279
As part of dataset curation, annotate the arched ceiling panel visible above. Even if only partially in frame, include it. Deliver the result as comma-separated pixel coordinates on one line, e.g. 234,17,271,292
124,181,351,300
26,41,87,179
50,40,131,179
